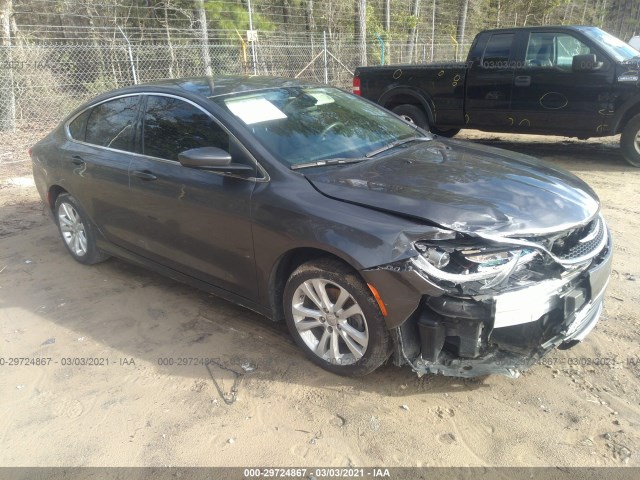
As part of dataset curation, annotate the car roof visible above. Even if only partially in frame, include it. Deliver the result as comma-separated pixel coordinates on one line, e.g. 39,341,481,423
142,75,316,98
64,76,323,124
480,25,599,35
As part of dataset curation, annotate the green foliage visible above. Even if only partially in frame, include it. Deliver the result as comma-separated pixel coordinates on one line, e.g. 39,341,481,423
203,0,274,34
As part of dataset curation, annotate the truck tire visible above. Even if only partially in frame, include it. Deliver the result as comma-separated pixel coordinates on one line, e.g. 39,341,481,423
392,104,428,129
620,114,640,167
392,104,460,138
431,127,461,138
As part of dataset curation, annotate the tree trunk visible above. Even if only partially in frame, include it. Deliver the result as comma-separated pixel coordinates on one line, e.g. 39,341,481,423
355,0,367,66
164,2,177,77
455,0,469,61
0,0,16,132
305,1,316,32
405,0,421,63
384,0,391,32
195,0,212,76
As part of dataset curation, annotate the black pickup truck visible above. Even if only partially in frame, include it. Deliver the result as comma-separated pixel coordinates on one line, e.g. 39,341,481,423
353,26,640,167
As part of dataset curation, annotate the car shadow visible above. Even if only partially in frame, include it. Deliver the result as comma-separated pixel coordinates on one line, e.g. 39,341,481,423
463,133,630,173
4,203,495,399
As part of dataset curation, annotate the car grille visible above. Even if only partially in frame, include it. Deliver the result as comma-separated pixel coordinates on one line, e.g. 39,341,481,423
551,216,606,263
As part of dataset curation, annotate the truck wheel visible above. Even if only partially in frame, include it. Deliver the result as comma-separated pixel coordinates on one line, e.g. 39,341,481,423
392,104,428,129
431,127,461,138
620,114,640,167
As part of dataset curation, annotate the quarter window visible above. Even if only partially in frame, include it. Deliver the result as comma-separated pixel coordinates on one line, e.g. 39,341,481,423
68,109,91,141
85,96,139,151
142,96,229,161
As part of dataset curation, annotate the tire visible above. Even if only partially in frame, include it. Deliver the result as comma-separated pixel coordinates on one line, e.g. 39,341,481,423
392,104,428,130
620,114,640,167
430,127,461,138
283,258,392,376
54,193,109,265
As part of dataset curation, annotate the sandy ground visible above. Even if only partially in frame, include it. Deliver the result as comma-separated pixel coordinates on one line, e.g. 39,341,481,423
0,131,639,468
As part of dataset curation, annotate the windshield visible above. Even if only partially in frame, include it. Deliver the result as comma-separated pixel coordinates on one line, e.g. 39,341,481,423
582,27,639,61
212,86,426,167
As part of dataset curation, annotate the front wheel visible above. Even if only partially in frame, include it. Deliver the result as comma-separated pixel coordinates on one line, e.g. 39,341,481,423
620,114,640,167
283,259,392,376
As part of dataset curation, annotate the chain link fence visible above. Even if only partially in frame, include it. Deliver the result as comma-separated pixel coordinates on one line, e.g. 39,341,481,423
0,33,468,165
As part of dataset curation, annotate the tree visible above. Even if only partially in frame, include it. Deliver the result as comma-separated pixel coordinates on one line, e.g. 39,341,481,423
0,0,16,131
194,0,212,76
456,0,469,59
355,0,367,66
405,0,421,63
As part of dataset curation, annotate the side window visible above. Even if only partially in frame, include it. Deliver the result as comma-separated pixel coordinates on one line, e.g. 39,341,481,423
556,34,591,69
68,109,91,141
85,96,139,151
142,96,229,162
482,34,515,68
526,32,592,69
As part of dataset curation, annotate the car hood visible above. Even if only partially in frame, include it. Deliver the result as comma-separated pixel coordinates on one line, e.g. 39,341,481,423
304,139,600,236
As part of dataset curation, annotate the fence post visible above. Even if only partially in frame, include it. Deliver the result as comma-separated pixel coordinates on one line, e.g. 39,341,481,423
375,34,385,65
323,31,328,84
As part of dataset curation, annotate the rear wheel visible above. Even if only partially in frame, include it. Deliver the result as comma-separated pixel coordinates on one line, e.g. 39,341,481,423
620,114,640,167
431,127,461,138
391,104,460,137
283,259,391,376
392,104,428,129
54,193,109,265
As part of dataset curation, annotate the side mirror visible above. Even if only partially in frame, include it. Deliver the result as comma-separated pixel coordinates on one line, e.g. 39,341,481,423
178,147,254,174
572,54,602,72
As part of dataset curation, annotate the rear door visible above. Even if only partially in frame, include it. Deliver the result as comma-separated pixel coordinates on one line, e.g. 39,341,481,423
465,32,517,129
125,94,259,300
63,95,141,244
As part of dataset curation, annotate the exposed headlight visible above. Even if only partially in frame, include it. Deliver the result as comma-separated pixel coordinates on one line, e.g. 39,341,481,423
412,243,539,290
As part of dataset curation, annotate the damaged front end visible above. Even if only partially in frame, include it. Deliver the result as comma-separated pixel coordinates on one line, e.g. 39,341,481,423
365,214,613,378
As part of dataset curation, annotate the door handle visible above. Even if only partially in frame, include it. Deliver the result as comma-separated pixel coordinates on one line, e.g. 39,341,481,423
132,170,158,181
71,156,85,166
514,76,531,87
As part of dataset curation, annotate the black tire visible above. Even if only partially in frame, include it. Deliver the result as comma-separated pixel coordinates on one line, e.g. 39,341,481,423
54,193,109,265
283,258,392,376
392,104,428,130
620,114,640,167
430,127,461,138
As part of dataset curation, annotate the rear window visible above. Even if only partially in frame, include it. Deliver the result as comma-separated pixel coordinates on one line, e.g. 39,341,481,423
85,96,139,151
482,34,515,68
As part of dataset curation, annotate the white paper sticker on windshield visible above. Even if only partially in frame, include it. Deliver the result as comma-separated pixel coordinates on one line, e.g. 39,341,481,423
225,97,287,124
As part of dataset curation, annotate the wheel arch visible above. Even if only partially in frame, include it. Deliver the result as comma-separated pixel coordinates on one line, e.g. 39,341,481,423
268,247,365,323
611,98,640,134
378,87,435,124
47,185,68,211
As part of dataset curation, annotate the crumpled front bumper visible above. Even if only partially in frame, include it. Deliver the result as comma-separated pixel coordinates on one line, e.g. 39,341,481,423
365,229,613,378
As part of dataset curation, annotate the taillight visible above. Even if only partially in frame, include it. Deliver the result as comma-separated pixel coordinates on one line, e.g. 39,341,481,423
352,76,361,95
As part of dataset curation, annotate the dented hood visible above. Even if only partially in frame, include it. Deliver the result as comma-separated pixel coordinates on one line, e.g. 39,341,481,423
304,139,600,235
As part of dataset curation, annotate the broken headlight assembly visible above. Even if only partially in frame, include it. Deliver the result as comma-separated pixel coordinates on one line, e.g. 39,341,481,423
410,241,542,292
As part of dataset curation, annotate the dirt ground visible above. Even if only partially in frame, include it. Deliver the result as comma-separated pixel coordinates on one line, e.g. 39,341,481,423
0,131,638,468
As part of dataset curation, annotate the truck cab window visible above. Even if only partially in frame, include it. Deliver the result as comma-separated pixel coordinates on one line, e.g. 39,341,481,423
526,33,592,70
482,34,515,68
